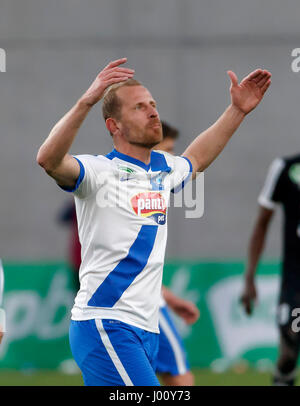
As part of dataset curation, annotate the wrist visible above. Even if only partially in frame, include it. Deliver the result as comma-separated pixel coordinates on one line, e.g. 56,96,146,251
245,273,255,284
77,95,98,109
228,103,247,119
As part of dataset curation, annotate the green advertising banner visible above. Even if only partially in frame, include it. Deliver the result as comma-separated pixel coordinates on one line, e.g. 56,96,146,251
0,260,281,370
163,261,281,369
0,262,76,370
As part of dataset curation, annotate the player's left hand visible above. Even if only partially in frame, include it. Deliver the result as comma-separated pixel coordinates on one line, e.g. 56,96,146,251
171,300,200,325
227,69,271,115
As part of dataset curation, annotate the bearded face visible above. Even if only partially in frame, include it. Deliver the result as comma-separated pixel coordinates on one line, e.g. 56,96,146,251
115,85,163,149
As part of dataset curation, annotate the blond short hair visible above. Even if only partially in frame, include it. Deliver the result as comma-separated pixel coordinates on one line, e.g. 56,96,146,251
102,79,142,122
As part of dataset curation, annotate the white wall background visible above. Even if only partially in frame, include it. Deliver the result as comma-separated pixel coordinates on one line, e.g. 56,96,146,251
1,0,299,261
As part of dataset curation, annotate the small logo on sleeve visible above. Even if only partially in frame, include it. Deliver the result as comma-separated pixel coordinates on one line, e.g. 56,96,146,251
131,192,167,225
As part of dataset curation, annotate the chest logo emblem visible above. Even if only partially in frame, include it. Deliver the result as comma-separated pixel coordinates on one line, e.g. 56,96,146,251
131,192,167,225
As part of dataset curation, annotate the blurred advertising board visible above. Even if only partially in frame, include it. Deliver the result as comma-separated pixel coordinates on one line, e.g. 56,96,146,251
0,260,280,370
163,261,280,369
0,262,75,370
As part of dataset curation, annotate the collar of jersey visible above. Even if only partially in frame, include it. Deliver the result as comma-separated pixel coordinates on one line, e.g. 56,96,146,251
106,149,171,173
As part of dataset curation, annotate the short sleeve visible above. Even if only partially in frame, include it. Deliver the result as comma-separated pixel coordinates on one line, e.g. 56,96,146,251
258,158,286,209
60,154,111,200
170,155,193,193
149,150,192,193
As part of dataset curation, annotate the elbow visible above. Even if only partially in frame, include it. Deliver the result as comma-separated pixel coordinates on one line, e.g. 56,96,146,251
36,148,47,169
36,148,55,174
36,149,45,168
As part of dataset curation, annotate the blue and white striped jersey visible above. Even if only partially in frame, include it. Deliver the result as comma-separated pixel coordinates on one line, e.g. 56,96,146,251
63,149,192,333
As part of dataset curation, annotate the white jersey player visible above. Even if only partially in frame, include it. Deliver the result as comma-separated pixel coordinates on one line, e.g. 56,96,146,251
37,58,271,385
67,148,192,333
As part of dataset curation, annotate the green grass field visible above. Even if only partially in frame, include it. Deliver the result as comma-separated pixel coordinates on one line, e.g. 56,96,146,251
1,368,299,386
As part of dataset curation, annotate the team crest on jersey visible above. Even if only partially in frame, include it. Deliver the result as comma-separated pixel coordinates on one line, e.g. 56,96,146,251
118,165,136,174
118,165,137,182
131,192,167,225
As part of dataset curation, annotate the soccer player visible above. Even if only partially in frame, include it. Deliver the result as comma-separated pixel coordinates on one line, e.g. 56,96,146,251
241,154,300,386
37,58,271,386
58,121,199,385
58,200,81,292
154,122,199,386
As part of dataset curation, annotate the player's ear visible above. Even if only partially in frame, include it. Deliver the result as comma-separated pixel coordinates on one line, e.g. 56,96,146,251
106,118,120,136
105,117,118,134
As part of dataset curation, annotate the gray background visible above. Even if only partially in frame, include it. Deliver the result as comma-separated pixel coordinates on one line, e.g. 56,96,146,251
0,0,299,261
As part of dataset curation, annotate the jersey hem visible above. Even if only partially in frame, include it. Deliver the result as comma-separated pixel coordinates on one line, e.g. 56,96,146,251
71,309,160,334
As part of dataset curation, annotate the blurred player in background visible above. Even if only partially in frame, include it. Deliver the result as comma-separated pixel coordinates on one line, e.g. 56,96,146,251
154,122,199,385
0,260,5,344
241,154,300,386
37,57,271,385
58,201,81,292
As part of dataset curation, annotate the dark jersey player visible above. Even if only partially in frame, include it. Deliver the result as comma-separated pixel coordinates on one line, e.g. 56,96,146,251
241,154,300,386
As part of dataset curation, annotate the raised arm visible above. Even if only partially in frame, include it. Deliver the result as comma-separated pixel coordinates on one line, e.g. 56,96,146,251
36,58,134,189
183,69,271,176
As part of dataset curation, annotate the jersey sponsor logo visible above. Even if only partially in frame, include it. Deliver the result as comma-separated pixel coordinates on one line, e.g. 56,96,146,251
131,192,167,225
118,165,136,174
118,165,137,182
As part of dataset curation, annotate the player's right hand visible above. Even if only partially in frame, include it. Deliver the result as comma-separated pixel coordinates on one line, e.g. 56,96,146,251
0,332,3,345
240,279,257,315
81,58,135,106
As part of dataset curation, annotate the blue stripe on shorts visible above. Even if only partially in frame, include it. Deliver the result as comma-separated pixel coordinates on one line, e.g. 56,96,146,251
156,305,190,376
69,319,160,386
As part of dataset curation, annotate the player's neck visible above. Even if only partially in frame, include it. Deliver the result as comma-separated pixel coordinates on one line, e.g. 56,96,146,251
114,144,152,165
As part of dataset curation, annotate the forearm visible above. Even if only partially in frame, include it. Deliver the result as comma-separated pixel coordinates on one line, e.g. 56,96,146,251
162,286,179,308
37,98,92,171
245,224,268,281
162,285,188,310
184,104,245,173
